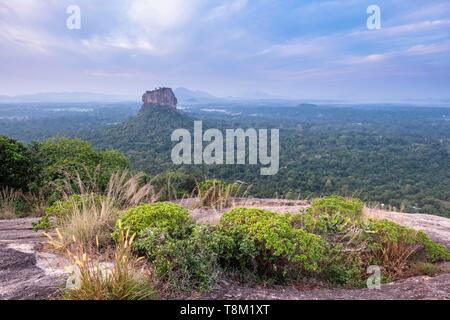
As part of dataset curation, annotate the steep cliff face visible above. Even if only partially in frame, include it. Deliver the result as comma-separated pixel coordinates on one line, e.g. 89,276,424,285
140,87,177,112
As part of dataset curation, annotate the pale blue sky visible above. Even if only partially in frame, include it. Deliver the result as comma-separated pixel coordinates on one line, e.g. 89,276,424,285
1,0,449,101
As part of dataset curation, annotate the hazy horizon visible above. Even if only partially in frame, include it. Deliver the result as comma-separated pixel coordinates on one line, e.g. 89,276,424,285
1,88,450,105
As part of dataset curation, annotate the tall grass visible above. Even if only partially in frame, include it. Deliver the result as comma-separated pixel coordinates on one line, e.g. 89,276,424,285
63,170,156,208
196,180,248,210
55,195,118,248
23,191,48,217
0,187,23,219
45,170,156,249
105,171,157,209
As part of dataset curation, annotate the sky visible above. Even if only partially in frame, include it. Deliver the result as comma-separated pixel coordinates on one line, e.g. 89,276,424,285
0,0,449,101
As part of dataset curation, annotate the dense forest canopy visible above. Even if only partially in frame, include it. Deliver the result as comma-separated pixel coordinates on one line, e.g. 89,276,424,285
1,101,449,216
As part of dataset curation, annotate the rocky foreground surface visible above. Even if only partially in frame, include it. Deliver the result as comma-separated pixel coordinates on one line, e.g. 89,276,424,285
0,218,67,300
1,201,450,300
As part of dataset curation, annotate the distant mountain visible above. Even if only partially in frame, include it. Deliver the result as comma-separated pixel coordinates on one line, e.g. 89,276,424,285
174,87,217,103
0,92,135,103
239,91,286,100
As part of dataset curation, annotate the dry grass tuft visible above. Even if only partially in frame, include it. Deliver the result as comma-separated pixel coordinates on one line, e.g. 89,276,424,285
48,228,156,300
0,187,23,220
196,180,248,210
54,195,118,249
23,191,48,217
44,170,157,249
106,171,157,209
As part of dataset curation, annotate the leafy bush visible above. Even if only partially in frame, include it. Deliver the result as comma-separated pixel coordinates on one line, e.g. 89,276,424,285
417,231,450,262
321,246,365,287
134,225,220,293
114,202,193,240
0,136,39,191
294,196,364,237
363,219,450,278
309,195,364,220
124,203,220,293
292,196,450,285
217,208,325,281
35,138,129,200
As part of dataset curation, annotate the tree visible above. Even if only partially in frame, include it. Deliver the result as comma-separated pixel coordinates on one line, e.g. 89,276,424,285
35,137,130,197
0,136,38,190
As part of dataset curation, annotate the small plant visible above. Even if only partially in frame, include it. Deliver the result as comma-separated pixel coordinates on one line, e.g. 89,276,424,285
114,202,193,241
217,208,325,281
415,262,440,277
33,170,156,232
59,228,156,300
197,179,244,210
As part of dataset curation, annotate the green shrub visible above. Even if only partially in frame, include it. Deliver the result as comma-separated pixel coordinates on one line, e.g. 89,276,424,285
416,231,450,262
217,208,325,281
363,219,450,277
294,196,364,236
134,225,220,293
114,202,193,240
309,195,364,220
32,194,104,231
322,246,365,287
292,196,449,285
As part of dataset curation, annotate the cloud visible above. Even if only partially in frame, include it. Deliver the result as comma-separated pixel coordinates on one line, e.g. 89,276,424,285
0,0,46,18
345,41,450,65
0,22,49,53
207,0,248,20
126,0,201,32
84,69,136,78
406,42,450,55
351,19,450,37
259,36,334,57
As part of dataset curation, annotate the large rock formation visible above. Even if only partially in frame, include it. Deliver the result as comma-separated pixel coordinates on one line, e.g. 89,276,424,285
140,87,177,112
